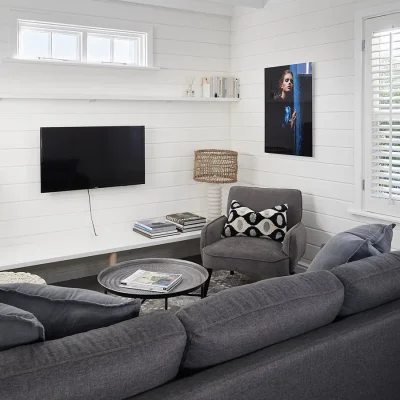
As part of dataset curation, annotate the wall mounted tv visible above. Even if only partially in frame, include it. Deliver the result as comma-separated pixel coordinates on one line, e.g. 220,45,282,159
40,126,145,193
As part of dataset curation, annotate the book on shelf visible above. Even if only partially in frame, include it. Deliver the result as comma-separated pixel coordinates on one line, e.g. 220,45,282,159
135,219,177,233
204,76,240,99
177,225,205,233
166,212,206,226
120,269,183,292
133,227,180,239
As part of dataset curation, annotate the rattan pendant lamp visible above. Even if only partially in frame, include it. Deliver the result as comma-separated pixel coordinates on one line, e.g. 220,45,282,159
193,149,238,222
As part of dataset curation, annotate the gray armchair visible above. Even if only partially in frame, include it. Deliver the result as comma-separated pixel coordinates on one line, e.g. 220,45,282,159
201,187,306,291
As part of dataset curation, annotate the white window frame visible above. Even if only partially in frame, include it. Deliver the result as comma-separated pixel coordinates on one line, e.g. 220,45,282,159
352,2,400,223
13,18,152,68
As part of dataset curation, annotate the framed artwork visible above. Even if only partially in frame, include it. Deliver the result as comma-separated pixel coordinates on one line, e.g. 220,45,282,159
264,62,313,157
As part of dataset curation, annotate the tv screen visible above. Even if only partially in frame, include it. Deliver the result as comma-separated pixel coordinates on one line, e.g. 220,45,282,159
40,126,145,193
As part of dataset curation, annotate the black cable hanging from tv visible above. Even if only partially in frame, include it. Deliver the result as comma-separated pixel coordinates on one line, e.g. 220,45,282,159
87,189,98,237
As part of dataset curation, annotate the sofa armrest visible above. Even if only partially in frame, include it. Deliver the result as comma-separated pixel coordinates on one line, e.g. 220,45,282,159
200,216,228,252
282,222,307,274
0,312,187,400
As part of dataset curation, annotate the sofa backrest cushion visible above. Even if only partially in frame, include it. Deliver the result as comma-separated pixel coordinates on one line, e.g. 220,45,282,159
308,223,395,273
0,311,187,400
176,271,344,370
331,251,400,317
0,303,45,351
0,283,140,340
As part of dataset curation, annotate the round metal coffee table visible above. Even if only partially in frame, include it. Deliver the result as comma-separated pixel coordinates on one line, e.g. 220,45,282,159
97,258,209,310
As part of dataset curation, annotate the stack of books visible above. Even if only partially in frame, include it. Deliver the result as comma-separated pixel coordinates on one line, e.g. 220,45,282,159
133,219,179,239
166,212,206,233
202,76,240,98
120,269,182,293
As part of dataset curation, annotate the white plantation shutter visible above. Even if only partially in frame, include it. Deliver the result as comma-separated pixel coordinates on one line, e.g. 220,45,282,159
365,14,400,216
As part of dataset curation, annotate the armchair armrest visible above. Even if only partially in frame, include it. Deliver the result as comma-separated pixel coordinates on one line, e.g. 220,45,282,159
0,312,186,400
200,215,227,252
282,222,307,274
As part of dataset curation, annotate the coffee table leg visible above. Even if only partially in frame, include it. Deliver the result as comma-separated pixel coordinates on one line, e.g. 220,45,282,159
165,298,168,310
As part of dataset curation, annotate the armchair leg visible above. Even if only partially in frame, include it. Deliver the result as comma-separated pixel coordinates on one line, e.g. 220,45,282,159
203,268,213,298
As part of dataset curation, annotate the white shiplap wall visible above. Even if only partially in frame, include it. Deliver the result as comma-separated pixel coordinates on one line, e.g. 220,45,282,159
0,0,231,248
231,0,400,265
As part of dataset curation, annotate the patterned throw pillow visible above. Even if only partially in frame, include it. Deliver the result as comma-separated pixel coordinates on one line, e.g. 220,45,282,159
222,200,288,242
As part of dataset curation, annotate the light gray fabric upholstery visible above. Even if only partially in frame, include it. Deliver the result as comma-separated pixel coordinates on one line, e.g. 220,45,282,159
134,298,400,400
0,283,140,340
201,187,305,277
176,271,344,370
0,303,45,351
308,223,395,273
200,215,227,250
227,186,302,230
0,311,187,400
331,251,400,317
282,222,307,271
202,237,290,279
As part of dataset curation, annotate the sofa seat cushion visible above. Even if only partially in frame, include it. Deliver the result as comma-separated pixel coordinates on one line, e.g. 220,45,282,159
0,283,141,340
0,303,45,351
176,270,344,370
331,251,400,317
308,223,395,273
202,237,290,278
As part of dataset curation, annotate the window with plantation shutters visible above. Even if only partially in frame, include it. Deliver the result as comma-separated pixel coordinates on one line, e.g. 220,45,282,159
364,14,400,217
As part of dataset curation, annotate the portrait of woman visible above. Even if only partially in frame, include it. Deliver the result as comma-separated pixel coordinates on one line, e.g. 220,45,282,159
265,63,313,157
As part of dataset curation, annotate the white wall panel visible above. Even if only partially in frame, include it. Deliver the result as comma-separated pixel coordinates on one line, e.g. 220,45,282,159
231,0,400,264
0,0,230,247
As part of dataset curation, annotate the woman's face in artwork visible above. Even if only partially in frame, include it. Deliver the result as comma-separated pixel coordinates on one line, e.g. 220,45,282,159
281,73,294,93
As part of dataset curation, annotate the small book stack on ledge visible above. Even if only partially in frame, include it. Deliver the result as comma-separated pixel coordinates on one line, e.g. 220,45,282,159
133,213,206,239
133,219,179,239
166,213,206,233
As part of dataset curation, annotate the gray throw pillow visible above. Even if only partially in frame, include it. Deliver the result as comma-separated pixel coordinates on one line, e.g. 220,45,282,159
0,303,45,351
0,284,140,340
308,223,395,272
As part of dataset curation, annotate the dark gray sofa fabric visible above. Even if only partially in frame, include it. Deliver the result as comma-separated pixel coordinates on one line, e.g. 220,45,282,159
0,311,187,400
331,251,400,317
308,223,395,273
134,298,400,400
0,303,45,351
0,283,141,340
176,271,344,370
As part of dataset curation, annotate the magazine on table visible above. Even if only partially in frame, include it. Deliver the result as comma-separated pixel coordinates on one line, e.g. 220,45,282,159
119,269,183,292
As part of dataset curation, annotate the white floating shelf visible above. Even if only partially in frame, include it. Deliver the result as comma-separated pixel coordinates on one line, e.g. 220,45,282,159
3,57,161,71
0,94,240,102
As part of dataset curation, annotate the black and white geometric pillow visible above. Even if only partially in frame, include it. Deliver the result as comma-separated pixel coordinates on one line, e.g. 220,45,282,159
222,200,288,243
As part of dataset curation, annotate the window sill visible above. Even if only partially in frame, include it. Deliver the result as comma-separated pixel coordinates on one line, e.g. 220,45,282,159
3,57,161,71
348,209,400,224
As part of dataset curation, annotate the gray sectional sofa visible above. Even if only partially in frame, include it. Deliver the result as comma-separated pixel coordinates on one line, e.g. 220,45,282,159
1,251,400,400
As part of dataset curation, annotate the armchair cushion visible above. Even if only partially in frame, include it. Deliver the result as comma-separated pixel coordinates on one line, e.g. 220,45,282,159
222,200,288,242
202,237,290,279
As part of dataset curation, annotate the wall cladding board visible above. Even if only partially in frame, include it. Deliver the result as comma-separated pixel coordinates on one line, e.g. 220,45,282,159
231,0,400,264
0,0,230,250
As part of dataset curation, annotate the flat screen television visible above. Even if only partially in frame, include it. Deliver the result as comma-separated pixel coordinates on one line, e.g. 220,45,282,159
40,126,145,193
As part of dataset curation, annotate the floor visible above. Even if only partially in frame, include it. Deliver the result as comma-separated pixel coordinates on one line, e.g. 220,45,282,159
55,255,256,314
